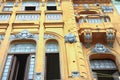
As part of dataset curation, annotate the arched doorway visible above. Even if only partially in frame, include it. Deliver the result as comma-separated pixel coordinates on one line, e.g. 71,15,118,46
45,40,61,80
90,54,120,80
1,42,36,80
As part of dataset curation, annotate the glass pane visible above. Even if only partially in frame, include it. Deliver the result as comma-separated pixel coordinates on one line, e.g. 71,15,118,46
47,2,56,6
0,14,10,21
9,43,36,53
16,14,40,21
28,55,35,79
46,14,62,20
90,60,117,70
46,41,59,53
3,72,8,77
2,77,7,80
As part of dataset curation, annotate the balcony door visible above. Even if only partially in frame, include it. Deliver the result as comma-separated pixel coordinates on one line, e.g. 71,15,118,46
1,42,36,80
45,41,61,80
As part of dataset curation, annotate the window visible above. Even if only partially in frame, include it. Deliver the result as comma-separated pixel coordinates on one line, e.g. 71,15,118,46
114,5,120,15
78,19,83,24
113,0,120,15
46,14,62,21
84,4,89,10
46,41,59,53
47,1,56,10
73,3,79,7
45,41,61,80
101,6,113,12
20,1,40,11
78,18,84,24
0,14,10,21
0,35,4,48
90,59,120,80
2,42,36,80
25,6,36,11
3,2,14,11
90,60,117,70
16,14,40,21
103,16,110,22
2,55,13,80
9,43,36,53
0,35,4,40
87,18,102,23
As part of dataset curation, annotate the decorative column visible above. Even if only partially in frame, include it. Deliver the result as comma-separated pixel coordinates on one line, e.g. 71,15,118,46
64,33,80,80
34,4,45,80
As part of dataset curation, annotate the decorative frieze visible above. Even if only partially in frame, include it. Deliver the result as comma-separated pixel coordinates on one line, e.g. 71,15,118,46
10,30,38,41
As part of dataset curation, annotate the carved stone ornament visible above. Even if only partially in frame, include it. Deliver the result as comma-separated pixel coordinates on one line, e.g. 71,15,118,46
64,33,77,43
44,34,57,40
72,71,80,78
85,33,91,40
106,29,115,40
92,43,110,53
35,72,42,80
10,30,38,41
84,29,92,41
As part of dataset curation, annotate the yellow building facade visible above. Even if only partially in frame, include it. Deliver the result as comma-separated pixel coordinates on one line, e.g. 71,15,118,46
0,0,120,80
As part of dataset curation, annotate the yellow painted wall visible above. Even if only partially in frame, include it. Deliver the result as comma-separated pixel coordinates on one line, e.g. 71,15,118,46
0,0,120,80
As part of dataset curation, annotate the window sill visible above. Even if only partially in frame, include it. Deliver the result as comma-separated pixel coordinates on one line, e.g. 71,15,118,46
13,21,40,25
45,10,63,14
0,11,13,14
16,10,41,14
44,21,64,28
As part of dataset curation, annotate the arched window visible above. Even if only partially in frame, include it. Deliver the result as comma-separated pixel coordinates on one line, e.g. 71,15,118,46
2,42,36,80
10,43,36,53
46,41,59,53
90,59,120,80
45,40,61,80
